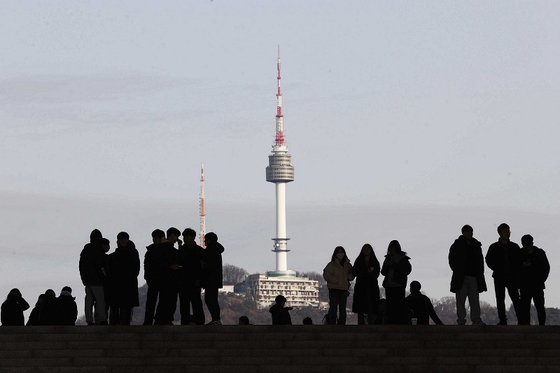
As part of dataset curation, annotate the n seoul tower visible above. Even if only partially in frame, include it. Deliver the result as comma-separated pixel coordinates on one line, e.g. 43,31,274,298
266,47,296,277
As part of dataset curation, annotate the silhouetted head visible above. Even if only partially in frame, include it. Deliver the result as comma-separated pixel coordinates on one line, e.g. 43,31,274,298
497,223,511,241
167,227,181,243
521,234,534,247
331,246,347,262
151,229,165,245
117,231,130,247
387,240,403,256
461,225,474,240
183,228,196,238
101,238,110,252
45,289,56,298
61,286,72,294
182,228,197,246
238,316,250,325
90,229,103,245
302,317,313,325
410,281,421,293
205,232,218,245
275,295,287,305
361,244,374,256
7,288,22,300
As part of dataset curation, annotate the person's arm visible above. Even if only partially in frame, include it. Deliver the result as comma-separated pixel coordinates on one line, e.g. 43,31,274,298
394,258,412,276
426,296,443,325
323,262,336,284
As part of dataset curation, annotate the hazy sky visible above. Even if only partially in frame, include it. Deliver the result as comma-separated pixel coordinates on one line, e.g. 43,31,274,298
1,1,560,317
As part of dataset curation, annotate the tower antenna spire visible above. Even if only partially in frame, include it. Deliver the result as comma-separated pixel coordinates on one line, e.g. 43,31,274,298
275,45,285,147
199,163,206,248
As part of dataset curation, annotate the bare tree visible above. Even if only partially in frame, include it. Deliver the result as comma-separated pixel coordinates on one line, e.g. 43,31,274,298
297,271,326,286
223,264,249,285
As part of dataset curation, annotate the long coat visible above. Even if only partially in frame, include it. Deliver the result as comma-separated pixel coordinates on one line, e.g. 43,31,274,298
449,235,487,293
352,253,380,313
106,241,140,308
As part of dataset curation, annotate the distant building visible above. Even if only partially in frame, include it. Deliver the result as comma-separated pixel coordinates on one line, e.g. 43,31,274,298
243,273,319,309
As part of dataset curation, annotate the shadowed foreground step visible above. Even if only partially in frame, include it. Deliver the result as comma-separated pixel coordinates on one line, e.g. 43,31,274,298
1,325,560,373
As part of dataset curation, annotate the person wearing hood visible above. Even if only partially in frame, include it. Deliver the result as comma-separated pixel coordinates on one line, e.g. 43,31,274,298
381,240,412,325
352,243,380,325
323,246,354,325
106,231,140,325
202,232,225,325
58,286,78,325
1,288,30,326
143,229,165,325
519,234,550,325
449,224,487,325
79,229,108,325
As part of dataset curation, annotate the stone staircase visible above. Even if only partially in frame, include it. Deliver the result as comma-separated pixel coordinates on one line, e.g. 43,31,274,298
1,325,559,373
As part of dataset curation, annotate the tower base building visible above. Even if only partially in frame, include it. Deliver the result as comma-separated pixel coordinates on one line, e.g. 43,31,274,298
243,273,319,309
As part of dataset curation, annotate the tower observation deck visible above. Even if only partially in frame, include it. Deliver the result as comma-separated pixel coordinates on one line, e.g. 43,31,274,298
265,48,296,277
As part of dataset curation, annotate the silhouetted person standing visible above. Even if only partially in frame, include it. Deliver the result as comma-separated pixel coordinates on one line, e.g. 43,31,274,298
381,240,412,325
1,289,29,326
106,232,140,325
352,243,380,325
143,229,165,325
519,234,550,325
323,246,354,325
449,225,487,325
79,229,108,325
405,281,443,325
485,223,522,325
58,286,78,325
178,228,205,325
202,232,224,325
154,227,181,325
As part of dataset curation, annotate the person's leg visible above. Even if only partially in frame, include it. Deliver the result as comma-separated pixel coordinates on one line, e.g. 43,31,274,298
84,286,94,324
395,286,407,324
519,287,532,325
385,287,396,325
178,285,191,325
357,313,366,325
119,307,132,325
465,276,482,324
109,305,119,325
328,289,339,325
505,282,521,324
533,287,546,325
143,285,158,325
90,286,107,324
455,278,468,325
338,290,348,325
190,286,205,325
494,277,507,324
204,287,220,322
156,285,177,325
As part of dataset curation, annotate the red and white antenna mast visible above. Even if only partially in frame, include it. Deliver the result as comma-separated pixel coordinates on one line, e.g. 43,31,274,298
199,163,206,248
275,45,285,147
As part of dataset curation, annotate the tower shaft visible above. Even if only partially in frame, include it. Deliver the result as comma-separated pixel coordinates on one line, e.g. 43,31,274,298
266,47,295,277
200,163,206,248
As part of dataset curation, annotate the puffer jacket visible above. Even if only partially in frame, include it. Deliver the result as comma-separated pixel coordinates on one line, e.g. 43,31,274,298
323,259,354,290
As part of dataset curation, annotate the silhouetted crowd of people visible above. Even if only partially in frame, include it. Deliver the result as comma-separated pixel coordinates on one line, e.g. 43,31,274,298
322,223,550,326
0,222,551,326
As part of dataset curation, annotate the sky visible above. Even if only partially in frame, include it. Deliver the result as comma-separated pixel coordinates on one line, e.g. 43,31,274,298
1,1,560,318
